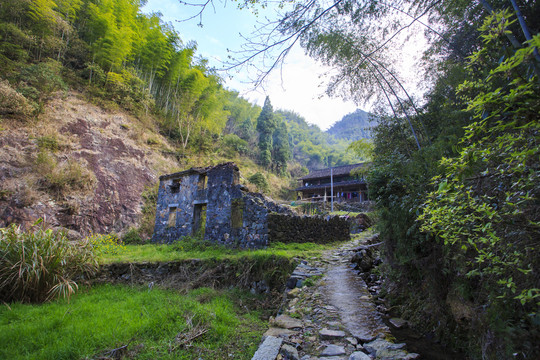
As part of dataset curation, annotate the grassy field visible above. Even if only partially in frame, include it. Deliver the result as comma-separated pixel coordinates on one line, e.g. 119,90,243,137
97,239,346,264
0,285,268,360
0,235,362,359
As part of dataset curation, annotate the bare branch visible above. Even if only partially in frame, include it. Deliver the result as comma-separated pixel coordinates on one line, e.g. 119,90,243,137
177,0,214,26
223,0,344,87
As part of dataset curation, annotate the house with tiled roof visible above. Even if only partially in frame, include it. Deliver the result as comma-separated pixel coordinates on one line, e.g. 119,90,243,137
294,163,369,202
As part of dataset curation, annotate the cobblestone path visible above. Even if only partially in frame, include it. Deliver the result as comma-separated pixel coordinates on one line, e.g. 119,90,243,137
251,232,419,360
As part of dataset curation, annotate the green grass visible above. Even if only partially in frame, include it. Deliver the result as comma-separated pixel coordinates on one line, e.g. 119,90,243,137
0,284,268,360
98,241,345,264
329,210,362,217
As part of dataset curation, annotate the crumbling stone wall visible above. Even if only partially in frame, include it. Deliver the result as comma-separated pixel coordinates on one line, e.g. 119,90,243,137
267,214,350,244
153,170,202,243
204,164,237,243
232,193,295,248
153,162,350,248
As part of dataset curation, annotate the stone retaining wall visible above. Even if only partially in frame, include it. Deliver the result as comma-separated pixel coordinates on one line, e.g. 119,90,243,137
94,256,296,293
268,214,350,244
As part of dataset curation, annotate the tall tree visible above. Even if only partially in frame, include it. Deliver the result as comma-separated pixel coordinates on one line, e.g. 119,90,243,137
256,96,276,168
272,115,291,174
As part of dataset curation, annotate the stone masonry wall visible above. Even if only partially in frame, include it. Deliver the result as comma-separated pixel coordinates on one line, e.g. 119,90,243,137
267,213,350,244
232,192,295,248
153,172,200,243
153,162,351,248
204,165,236,244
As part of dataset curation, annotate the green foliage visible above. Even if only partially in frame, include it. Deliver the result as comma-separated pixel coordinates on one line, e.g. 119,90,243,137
0,284,267,360
122,227,145,245
363,8,540,358
17,59,67,111
248,172,269,192
0,79,33,118
138,182,159,238
223,90,261,146
36,135,59,152
347,138,373,162
172,235,224,252
104,68,154,112
256,96,276,168
419,18,540,312
0,0,230,152
327,109,373,141
0,220,98,303
278,110,359,170
97,239,341,264
87,233,125,256
272,116,291,174
222,133,250,156
302,274,322,287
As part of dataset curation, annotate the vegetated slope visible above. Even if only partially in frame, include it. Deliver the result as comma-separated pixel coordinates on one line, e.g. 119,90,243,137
0,91,301,238
0,0,362,238
326,109,374,141
0,91,179,237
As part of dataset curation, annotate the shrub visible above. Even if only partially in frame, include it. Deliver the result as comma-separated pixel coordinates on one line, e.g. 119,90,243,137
122,227,145,245
36,135,59,152
0,79,33,117
248,172,269,192
0,220,98,303
222,134,249,156
17,59,67,106
37,157,96,199
87,233,125,256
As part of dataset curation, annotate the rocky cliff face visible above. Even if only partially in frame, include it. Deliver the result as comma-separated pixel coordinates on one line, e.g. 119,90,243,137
0,91,179,238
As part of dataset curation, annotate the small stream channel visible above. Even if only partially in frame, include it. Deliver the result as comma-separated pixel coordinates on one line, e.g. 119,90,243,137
325,255,463,359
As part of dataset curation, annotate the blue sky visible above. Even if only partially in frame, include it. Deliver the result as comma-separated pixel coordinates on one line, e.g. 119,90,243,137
142,0,358,130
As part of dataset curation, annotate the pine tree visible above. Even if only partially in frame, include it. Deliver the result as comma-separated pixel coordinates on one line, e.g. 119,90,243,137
256,96,275,168
272,117,290,174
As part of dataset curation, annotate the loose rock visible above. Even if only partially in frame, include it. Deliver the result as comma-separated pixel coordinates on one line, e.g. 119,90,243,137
320,345,346,357
252,336,283,360
273,315,303,330
319,328,346,340
349,352,371,360
281,344,300,360
388,318,408,329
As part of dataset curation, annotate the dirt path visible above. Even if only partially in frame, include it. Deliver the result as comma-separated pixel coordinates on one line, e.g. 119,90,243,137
251,232,419,360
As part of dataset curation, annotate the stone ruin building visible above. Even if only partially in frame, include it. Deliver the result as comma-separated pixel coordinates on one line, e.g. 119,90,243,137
152,163,350,248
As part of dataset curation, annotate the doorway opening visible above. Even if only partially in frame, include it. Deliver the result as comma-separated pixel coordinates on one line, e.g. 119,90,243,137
167,207,177,228
192,204,207,238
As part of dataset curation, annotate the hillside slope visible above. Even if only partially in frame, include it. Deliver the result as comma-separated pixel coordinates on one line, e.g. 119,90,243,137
326,109,374,141
0,91,179,238
0,91,299,238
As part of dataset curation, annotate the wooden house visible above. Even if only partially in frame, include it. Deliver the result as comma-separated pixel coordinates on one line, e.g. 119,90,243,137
294,163,369,202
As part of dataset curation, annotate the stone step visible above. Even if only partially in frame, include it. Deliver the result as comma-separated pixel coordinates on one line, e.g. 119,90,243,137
251,336,283,360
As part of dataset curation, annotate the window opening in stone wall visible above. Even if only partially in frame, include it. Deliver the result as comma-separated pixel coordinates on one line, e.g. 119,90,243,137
192,204,207,237
170,180,180,193
167,207,177,227
197,174,207,190
231,199,244,229
233,170,240,185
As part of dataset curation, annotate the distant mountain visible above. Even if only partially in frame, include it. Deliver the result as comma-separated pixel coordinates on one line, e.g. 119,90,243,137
326,109,375,141
275,110,358,171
